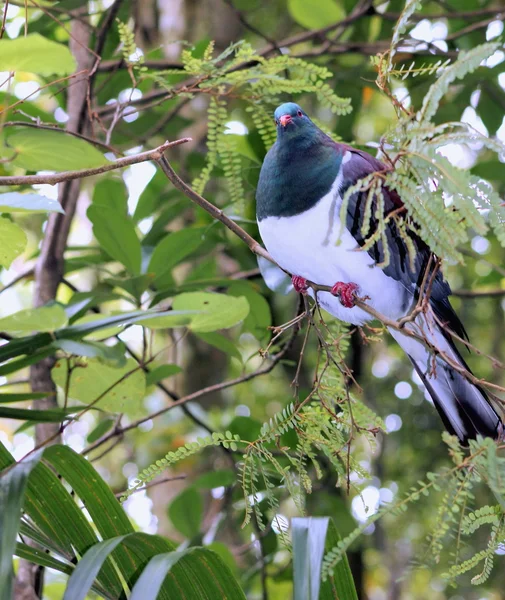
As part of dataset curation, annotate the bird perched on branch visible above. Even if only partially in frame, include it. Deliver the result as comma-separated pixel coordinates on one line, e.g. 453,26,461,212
256,101,503,444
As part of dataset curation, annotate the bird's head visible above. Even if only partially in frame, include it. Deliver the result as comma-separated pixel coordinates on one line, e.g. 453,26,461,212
274,103,316,140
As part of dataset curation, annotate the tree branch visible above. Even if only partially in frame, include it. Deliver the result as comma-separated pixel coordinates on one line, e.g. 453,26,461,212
0,139,190,186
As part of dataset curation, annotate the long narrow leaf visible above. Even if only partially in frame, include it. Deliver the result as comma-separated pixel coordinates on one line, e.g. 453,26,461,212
320,520,358,600
129,550,188,600
0,452,42,600
62,536,127,600
292,517,329,600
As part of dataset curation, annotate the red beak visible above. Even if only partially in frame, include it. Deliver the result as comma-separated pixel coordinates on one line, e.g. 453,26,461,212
279,114,292,127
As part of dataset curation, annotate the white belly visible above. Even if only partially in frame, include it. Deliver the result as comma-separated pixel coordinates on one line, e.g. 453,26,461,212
258,181,408,326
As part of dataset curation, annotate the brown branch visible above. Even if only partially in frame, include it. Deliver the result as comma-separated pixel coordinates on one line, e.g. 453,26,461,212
0,138,190,186
156,154,272,262
453,288,505,298
0,0,8,39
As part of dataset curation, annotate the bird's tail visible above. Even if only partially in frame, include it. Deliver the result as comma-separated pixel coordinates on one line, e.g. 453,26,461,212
388,314,503,444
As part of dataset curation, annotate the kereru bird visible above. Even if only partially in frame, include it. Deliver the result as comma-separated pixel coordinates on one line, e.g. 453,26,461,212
256,101,503,444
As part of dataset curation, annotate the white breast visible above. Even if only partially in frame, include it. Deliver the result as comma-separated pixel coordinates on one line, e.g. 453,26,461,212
258,171,408,326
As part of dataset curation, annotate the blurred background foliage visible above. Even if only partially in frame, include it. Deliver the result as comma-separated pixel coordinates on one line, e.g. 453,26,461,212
1,0,505,598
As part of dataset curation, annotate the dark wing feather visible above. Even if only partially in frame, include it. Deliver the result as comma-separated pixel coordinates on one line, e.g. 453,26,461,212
340,147,467,341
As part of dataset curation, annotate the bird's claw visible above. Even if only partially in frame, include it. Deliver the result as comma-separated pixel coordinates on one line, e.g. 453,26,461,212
330,281,359,308
292,275,309,295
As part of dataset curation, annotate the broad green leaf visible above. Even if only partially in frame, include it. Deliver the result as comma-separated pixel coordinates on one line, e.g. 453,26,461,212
288,0,345,29
0,192,64,214
0,451,41,600
172,292,249,333
7,129,108,171
148,228,206,289
472,161,505,183
0,304,67,333
0,217,27,268
228,282,271,341
63,536,128,600
87,204,141,275
168,488,203,538
193,469,235,489
129,551,188,600
196,331,242,361
146,364,182,386
228,416,262,442
0,34,76,75
92,178,128,215
51,357,146,415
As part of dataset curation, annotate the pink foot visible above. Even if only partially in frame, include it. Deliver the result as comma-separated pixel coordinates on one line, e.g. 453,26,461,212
292,275,309,294
331,282,359,308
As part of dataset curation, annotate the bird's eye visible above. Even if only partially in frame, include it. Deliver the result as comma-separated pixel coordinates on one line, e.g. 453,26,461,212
297,110,303,117
274,119,279,125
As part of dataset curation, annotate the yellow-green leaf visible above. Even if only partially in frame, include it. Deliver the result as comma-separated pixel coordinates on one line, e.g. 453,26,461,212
0,33,76,76
0,305,67,333
172,292,249,332
288,0,345,29
7,129,108,171
51,358,145,416
0,217,27,268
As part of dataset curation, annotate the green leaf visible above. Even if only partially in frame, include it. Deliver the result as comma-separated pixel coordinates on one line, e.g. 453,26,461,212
0,304,67,333
148,228,206,289
0,407,75,422
172,292,249,333
228,282,271,341
0,192,64,214
52,339,127,367
168,488,203,538
87,204,141,275
0,33,76,76
86,418,116,444
292,517,329,600
0,451,42,600
0,443,123,596
51,357,146,415
129,551,188,600
138,311,196,330
14,542,73,577
0,217,27,268
193,469,236,489
7,129,108,171
196,331,242,361
472,161,505,183
146,364,182,386
63,536,128,600
288,0,345,29
320,519,358,600
0,392,48,403
42,445,137,589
